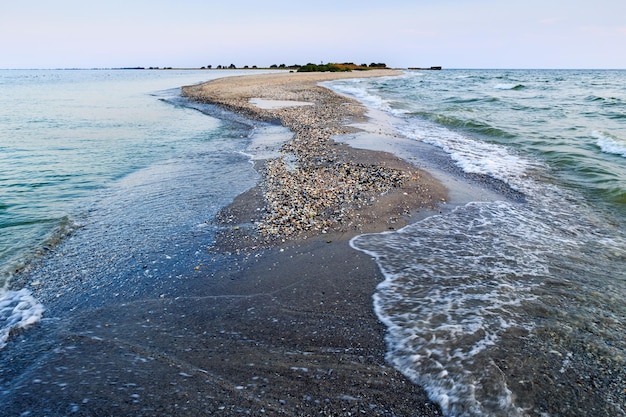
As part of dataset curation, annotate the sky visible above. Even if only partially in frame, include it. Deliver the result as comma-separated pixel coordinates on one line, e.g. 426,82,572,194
1,0,625,69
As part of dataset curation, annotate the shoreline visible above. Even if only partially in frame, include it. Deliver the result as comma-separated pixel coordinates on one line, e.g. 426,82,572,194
4,69,625,416
180,70,449,414
1,70,447,416
182,70,448,246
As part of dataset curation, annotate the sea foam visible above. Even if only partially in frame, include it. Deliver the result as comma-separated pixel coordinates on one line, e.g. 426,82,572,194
337,70,626,416
594,130,626,157
0,288,44,349
397,117,532,190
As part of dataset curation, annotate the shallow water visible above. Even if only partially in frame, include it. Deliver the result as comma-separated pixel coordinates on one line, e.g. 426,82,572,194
0,69,286,349
0,79,301,416
330,70,626,416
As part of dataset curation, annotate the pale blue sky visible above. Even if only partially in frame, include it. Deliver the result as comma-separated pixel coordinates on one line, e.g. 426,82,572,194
1,0,625,69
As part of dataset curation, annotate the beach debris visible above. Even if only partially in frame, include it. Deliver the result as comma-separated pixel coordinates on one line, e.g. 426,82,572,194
257,154,408,238
182,73,438,241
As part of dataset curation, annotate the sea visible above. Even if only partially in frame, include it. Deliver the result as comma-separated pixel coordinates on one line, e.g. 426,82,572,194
330,70,626,416
0,68,291,341
1,68,625,416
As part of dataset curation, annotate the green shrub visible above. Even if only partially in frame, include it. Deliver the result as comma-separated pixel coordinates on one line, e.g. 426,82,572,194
297,63,352,73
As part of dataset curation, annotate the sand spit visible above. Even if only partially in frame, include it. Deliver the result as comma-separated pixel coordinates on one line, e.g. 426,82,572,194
0,70,451,417
182,70,447,246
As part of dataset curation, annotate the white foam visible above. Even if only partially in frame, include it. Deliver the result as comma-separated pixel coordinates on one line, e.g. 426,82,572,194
350,198,596,416
331,69,626,417
0,288,44,349
397,117,533,190
594,130,626,157
328,76,535,192
493,83,522,90
322,79,394,113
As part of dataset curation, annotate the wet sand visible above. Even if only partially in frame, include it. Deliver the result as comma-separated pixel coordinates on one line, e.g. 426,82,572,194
1,71,447,416
181,70,448,415
182,70,447,242
2,237,443,416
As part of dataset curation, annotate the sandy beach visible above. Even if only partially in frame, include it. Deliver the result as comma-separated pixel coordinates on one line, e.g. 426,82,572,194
179,70,448,414
182,70,447,244
1,70,447,416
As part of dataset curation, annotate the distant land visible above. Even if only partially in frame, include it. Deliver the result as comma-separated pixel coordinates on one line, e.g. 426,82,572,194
408,66,442,70
26,62,442,71
119,62,392,72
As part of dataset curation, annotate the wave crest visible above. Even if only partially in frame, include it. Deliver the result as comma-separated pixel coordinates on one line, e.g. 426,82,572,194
594,131,626,157
0,288,44,349
493,83,525,90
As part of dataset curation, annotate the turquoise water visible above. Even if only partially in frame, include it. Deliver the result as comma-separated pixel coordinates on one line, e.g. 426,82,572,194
0,70,220,279
333,70,626,211
329,70,626,416
0,69,281,348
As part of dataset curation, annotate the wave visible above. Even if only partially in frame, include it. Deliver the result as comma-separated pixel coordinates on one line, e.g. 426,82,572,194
586,95,606,102
331,70,626,416
609,189,626,205
0,217,65,230
397,117,532,192
585,95,625,106
350,190,616,415
0,288,44,349
493,83,525,90
594,131,626,157
410,112,516,140
322,79,393,113
445,96,500,104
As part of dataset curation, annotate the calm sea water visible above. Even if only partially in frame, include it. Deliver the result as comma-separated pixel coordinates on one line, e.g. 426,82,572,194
329,70,626,416
0,69,288,349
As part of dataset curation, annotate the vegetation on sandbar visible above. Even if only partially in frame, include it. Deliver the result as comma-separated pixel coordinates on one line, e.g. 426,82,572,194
297,62,387,72
132,62,389,71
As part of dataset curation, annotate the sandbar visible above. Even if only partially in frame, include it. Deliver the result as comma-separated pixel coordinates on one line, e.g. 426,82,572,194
1,71,448,416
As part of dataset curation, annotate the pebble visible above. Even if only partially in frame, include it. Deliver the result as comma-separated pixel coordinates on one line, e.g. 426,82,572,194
183,75,413,240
